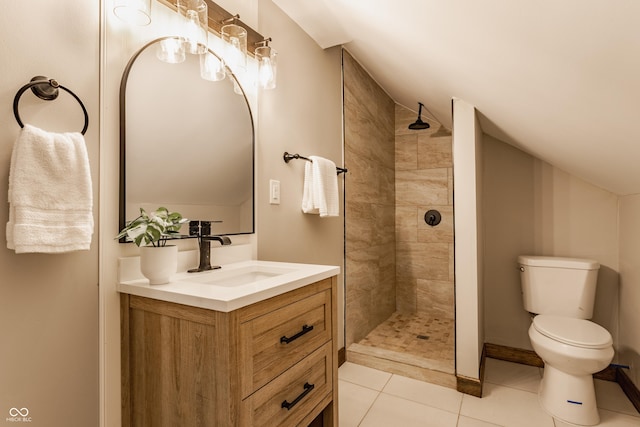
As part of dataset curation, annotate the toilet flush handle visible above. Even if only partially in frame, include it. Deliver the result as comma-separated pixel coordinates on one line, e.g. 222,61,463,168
519,266,525,272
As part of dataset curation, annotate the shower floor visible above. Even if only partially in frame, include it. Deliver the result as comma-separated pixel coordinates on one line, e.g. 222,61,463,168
347,311,456,388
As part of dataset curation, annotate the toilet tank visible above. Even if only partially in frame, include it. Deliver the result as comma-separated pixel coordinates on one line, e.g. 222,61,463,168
518,255,600,319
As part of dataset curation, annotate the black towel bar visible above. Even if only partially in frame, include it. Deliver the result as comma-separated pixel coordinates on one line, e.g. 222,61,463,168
283,152,347,175
13,76,89,135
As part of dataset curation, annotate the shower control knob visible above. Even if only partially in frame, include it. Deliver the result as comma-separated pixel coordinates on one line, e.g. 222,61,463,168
424,210,442,227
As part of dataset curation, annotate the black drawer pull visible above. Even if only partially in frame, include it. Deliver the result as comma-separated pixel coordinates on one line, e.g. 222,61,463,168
281,382,315,410
280,324,314,344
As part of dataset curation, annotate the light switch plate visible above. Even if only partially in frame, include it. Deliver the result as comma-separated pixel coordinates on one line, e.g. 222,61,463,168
269,179,280,205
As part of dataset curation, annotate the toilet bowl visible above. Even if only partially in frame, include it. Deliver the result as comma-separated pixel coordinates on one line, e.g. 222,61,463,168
529,314,614,426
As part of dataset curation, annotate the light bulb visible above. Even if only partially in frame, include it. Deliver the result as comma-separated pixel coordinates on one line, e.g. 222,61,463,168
184,10,203,54
177,0,207,55
200,52,226,81
221,24,247,70
233,79,244,95
156,37,185,64
229,37,244,68
255,45,277,90
259,57,274,88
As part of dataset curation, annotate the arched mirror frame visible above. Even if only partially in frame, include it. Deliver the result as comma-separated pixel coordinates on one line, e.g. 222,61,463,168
118,36,255,241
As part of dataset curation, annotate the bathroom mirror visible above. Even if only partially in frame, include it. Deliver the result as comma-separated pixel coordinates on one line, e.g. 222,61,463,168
119,37,255,239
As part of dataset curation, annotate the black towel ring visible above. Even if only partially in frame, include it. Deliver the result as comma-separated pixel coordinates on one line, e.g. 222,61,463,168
13,76,89,135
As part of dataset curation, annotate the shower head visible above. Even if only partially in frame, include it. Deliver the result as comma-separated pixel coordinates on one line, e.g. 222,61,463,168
408,102,430,130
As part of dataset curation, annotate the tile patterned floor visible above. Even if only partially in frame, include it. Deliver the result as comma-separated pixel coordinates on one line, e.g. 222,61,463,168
339,358,640,427
355,311,455,371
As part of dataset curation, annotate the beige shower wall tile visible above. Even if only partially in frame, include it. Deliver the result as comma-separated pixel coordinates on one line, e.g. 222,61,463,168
344,55,395,170
396,206,418,243
418,134,452,169
373,247,397,326
346,243,397,339
346,201,395,251
345,149,394,205
396,242,450,282
346,201,376,251
396,275,417,313
396,134,418,171
418,205,454,243
346,246,380,293
417,279,455,320
344,106,395,170
396,169,449,206
372,252,397,326
344,52,395,133
346,293,371,345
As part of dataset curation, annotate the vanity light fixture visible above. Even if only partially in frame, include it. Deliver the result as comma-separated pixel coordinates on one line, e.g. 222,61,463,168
221,15,247,71
153,0,278,87
255,38,277,90
177,0,208,55
113,0,151,26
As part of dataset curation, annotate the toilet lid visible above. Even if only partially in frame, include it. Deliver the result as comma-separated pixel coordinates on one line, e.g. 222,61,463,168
533,315,612,349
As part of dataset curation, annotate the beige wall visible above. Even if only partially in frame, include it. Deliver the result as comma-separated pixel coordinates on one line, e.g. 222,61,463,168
0,2,99,426
255,0,344,346
482,135,619,350
256,0,343,266
617,195,640,389
343,51,396,346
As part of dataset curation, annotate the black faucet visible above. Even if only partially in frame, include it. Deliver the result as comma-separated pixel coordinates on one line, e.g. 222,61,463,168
188,221,231,273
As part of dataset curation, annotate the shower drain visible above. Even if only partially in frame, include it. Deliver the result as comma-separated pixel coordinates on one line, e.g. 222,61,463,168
416,335,430,340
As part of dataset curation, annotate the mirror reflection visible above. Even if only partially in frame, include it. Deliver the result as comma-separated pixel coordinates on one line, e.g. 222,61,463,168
120,37,255,238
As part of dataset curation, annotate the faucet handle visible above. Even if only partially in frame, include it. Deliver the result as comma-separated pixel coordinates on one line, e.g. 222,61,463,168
200,221,211,235
189,220,200,236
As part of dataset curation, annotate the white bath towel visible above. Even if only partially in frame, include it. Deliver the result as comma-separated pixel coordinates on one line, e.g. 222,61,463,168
6,124,93,253
301,156,339,217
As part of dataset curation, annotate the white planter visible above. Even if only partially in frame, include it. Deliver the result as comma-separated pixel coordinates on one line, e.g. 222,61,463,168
139,245,178,285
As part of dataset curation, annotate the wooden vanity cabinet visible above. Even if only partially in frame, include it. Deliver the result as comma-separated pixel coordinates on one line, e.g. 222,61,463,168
120,276,338,427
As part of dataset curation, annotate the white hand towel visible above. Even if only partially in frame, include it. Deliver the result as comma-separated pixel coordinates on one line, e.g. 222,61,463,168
301,156,339,217
6,124,93,253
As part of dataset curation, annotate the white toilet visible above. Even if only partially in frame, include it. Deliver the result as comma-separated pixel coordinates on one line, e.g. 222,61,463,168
518,255,614,426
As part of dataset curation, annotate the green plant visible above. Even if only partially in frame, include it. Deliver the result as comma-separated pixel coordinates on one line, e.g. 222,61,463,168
116,207,187,247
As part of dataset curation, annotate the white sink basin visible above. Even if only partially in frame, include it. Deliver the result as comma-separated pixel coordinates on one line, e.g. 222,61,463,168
118,260,340,312
181,265,296,287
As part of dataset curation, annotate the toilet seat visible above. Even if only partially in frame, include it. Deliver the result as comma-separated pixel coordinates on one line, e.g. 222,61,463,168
533,315,612,349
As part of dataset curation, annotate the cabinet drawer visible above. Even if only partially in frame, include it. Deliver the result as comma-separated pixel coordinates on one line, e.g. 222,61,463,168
239,288,332,397
241,341,333,427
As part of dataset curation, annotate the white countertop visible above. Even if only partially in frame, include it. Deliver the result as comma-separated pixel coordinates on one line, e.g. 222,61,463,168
117,260,340,312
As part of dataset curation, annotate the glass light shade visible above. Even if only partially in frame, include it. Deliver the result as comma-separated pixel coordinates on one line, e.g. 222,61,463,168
113,0,151,26
177,0,208,55
232,79,244,95
156,37,186,64
221,24,247,70
200,52,226,81
255,45,277,90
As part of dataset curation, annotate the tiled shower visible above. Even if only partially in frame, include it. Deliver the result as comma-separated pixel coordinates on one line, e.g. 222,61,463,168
343,50,456,387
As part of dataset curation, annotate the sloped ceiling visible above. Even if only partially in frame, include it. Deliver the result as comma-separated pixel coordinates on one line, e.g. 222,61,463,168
272,0,640,195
